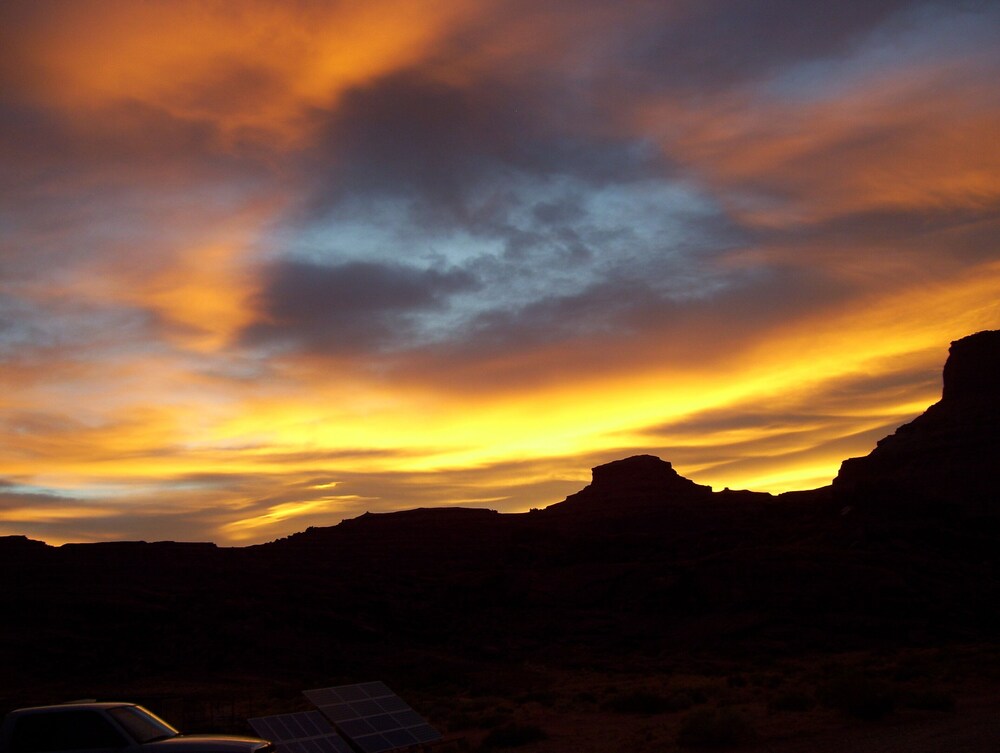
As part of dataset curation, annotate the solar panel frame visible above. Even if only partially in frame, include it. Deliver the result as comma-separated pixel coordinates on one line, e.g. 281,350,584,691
247,711,353,753
304,682,443,752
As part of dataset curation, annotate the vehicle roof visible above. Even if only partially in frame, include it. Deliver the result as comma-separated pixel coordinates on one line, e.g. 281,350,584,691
10,702,138,714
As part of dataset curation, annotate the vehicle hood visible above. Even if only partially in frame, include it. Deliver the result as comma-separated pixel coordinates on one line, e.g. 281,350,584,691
145,735,269,753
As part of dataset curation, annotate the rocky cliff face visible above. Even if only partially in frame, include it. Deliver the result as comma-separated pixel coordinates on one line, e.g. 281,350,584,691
941,330,1000,402
833,330,1000,515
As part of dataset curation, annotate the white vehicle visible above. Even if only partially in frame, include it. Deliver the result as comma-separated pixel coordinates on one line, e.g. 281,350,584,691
0,703,273,753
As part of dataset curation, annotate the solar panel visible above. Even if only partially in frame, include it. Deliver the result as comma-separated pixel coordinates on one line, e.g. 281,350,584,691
248,711,353,753
304,682,442,753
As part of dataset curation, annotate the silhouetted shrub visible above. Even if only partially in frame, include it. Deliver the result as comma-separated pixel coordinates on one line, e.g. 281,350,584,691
752,673,784,689
446,712,476,730
525,690,558,705
666,688,708,711
605,687,707,715
768,691,815,712
604,690,670,714
676,708,754,748
473,712,511,729
480,723,547,749
901,690,956,712
818,677,895,720
892,660,932,682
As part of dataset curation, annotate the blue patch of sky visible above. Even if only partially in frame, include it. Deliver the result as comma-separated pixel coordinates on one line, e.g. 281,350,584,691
256,169,745,352
2,477,225,501
0,302,44,357
0,483,86,499
283,173,731,310
761,1,1000,104
0,292,158,363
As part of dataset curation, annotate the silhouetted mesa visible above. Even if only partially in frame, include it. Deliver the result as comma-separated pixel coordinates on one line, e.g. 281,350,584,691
941,329,1000,402
1,330,998,700
0,535,48,552
543,454,713,518
834,330,1000,516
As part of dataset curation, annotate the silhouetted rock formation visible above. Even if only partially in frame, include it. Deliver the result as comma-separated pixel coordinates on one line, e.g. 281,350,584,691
1,332,998,703
543,455,713,517
941,330,1000,402
0,535,47,552
834,330,1000,516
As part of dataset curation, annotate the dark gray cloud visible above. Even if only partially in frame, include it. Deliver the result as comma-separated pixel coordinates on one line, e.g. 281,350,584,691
0,488,83,515
0,98,270,294
393,261,856,391
628,0,925,92
767,205,1000,271
0,457,588,545
2,0,998,545
0,98,256,190
0,488,217,545
0,293,158,370
242,259,480,354
642,366,941,442
301,69,666,221
690,421,907,485
607,356,946,489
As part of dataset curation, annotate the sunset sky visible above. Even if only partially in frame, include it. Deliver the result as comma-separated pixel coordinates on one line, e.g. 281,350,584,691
2,1,998,545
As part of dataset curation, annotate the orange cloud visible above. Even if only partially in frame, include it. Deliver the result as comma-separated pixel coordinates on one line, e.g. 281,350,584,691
2,1,998,546
637,57,1000,227
3,0,490,149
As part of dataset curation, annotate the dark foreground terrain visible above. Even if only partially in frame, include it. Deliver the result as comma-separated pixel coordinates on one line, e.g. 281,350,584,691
3,331,999,751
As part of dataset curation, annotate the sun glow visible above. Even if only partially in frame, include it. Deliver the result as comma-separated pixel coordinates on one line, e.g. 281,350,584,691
223,496,366,541
2,1,998,544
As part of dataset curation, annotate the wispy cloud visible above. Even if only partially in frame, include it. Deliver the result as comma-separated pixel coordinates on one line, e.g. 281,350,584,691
1,0,998,544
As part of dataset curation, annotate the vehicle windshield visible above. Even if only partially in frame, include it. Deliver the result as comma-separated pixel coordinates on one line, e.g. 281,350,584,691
107,706,180,743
